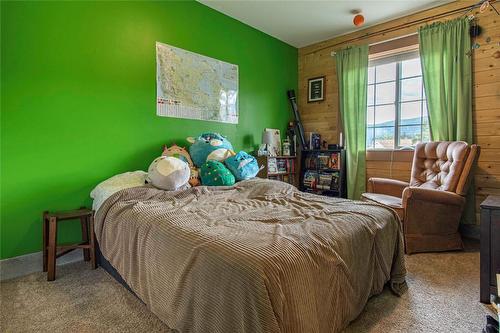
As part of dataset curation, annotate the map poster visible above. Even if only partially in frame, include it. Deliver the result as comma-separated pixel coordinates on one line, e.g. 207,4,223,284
156,42,239,124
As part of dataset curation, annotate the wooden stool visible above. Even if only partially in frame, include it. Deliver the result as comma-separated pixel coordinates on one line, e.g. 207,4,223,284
42,208,97,281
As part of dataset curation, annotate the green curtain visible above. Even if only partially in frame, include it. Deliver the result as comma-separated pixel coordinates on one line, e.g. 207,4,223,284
419,17,475,225
418,17,472,142
336,45,369,200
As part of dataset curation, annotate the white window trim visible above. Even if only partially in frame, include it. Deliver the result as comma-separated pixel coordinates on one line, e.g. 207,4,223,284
366,44,429,151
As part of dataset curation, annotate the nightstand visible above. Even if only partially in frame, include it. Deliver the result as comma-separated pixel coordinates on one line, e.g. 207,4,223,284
42,208,97,281
480,196,500,303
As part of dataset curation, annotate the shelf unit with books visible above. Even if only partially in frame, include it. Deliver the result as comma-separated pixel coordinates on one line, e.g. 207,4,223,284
256,155,297,187
299,149,347,198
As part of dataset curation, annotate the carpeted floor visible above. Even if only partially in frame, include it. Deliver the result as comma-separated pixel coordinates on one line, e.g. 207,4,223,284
1,248,492,333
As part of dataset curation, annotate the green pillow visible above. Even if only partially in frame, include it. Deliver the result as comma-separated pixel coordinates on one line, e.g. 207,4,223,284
200,160,235,186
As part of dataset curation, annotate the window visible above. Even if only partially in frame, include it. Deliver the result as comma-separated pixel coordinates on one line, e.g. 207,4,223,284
366,51,430,150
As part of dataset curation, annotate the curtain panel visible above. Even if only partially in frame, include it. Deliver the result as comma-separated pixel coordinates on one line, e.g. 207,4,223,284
335,45,369,200
419,17,475,225
418,17,472,143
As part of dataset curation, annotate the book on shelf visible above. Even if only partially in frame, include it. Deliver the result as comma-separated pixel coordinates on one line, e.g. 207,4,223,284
318,155,329,169
303,170,318,189
306,132,321,150
329,153,340,169
317,172,332,190
277,159,288,173
267,157,277,173
305,156,316,169
330,171,340,191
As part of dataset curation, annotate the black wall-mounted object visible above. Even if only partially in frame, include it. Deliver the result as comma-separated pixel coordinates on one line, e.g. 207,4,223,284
287,90,307,151
470,24,483,37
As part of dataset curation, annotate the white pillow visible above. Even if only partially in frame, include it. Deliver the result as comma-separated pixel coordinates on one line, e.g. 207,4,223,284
90,171,147,211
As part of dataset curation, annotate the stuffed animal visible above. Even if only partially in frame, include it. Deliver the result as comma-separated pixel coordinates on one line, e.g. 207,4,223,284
162,144,193,165
187,132,235,167
224,151,260,181
199,160,235,186
162,144,200,187
146,156,191,191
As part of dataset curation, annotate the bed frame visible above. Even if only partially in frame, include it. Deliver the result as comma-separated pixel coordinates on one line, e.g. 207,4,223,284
96,243,141,300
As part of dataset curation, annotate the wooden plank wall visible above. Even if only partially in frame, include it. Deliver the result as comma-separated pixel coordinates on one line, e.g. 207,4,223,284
298,0,500,225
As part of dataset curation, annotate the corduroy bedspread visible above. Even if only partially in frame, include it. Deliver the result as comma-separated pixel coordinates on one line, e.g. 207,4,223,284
95,178,406,333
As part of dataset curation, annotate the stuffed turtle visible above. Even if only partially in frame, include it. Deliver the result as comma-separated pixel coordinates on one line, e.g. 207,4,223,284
187,132,235,167
199,160,235,186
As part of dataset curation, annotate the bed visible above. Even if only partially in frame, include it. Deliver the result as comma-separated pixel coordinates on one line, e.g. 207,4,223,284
93,175,406,333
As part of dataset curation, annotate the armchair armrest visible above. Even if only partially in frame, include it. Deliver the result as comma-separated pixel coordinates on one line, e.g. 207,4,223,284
402,187,465,208
368,177,409,198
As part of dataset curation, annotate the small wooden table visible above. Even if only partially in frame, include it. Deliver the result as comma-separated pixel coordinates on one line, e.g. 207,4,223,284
43,208,97,281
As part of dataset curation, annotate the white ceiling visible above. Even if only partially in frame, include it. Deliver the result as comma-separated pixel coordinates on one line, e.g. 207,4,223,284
198,0,453,48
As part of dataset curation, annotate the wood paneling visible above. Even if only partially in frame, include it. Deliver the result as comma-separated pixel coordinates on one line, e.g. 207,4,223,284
298,0,500,225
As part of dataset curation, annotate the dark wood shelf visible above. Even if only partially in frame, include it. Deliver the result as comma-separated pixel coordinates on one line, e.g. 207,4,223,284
299,149,347,199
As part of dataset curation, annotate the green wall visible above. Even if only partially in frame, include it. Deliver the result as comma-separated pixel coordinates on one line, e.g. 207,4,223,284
0,1,297,259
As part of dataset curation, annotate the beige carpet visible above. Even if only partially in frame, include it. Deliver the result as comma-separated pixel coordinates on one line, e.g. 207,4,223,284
1,249,492,333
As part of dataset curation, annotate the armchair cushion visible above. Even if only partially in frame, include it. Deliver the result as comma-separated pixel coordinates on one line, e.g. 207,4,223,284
368,177,409,198
410,141,469,192
361,192,404,221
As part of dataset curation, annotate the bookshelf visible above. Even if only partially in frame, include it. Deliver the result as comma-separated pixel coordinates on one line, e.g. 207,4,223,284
299,149,347,198
256,156,297,187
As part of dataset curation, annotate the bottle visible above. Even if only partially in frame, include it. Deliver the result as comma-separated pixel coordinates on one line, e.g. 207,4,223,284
282,139,291,156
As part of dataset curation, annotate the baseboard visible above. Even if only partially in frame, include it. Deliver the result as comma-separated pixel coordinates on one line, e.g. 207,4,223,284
0,250,83,281
460,224,480,240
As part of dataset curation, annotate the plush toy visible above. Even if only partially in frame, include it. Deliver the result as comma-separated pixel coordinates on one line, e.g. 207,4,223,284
162,144,200,187
147,156,191,191
199,160,235,186
187,132,235,167
162,144,193,165
224,151,260,181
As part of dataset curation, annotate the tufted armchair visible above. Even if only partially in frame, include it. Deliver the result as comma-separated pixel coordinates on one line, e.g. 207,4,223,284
361,141,480,254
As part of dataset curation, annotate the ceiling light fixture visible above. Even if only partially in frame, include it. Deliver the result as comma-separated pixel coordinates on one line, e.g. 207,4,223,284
351,9,365,27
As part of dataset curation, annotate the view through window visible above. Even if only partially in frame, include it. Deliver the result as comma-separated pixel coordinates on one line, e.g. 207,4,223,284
366,52,430,149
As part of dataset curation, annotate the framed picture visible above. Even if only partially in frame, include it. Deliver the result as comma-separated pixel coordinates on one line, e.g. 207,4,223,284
308,76,325,102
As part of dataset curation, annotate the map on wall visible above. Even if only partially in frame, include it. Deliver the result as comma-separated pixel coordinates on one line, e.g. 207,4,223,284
156,42,239,124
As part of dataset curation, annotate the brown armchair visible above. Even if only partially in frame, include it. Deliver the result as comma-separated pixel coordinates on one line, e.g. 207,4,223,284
361,141,480,254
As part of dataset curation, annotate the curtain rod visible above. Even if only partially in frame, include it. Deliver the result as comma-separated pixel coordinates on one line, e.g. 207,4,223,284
328,0,497,57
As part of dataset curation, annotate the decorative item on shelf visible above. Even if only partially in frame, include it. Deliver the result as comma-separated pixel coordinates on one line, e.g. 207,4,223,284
306,132,321,150
282,138,291,156
307,76,325,102
261,130,274,156
263,128,281,156
285,122,297,156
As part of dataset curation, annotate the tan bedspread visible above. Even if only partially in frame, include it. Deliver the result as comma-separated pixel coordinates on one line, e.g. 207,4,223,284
95,178,406,333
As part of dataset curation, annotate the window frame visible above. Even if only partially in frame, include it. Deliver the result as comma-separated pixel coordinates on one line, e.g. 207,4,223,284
366,40,428,151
